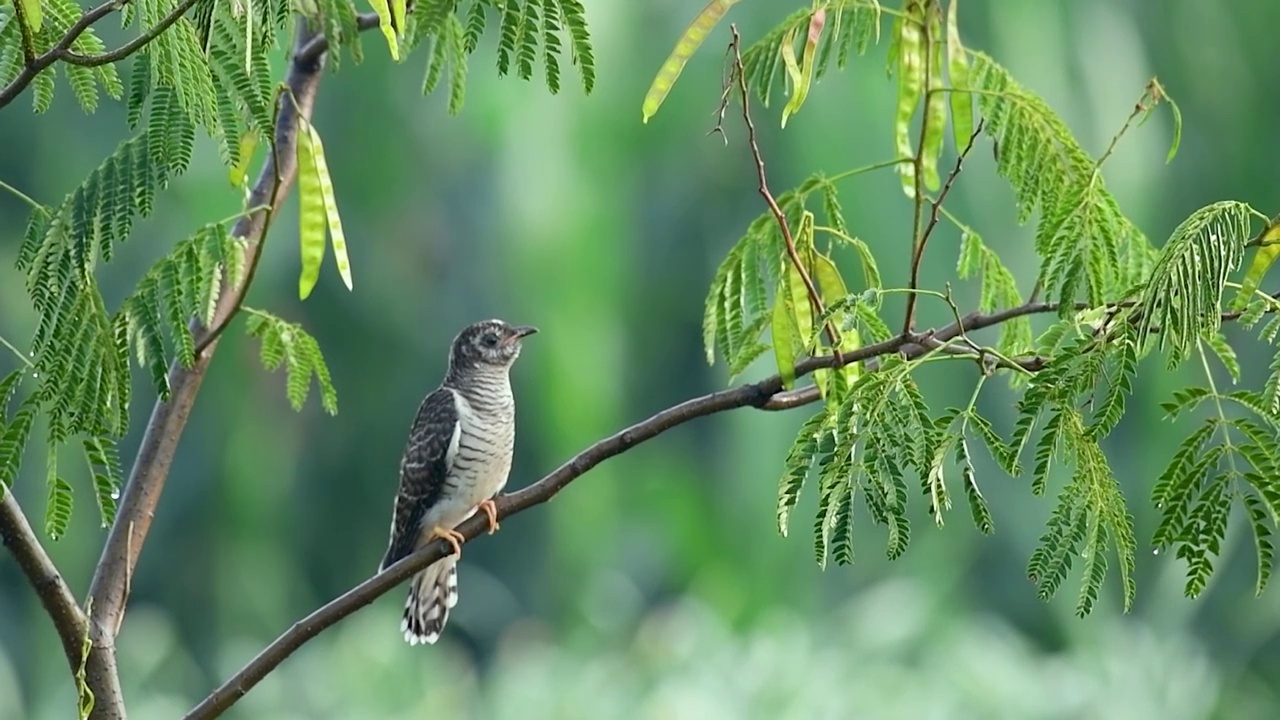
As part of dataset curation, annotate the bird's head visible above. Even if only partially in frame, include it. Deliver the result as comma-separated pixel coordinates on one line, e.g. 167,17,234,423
448,319,538,371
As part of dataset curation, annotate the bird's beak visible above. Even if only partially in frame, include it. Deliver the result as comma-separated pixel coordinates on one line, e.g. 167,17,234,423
504,325,538,345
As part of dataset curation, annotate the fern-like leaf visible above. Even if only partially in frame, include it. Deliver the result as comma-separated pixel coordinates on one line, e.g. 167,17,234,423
777,409,827,535
83,436,122,527
968,53,1158,309
1134,201,1253,367
119,223,240,391
44,440,72,540
244,309,340,414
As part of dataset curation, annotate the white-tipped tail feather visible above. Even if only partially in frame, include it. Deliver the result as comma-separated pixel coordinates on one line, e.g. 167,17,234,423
402,558,459,645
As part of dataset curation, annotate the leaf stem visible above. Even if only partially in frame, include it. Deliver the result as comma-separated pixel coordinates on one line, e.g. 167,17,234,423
0,179,44,210
823,157,915,185
0,333,35,369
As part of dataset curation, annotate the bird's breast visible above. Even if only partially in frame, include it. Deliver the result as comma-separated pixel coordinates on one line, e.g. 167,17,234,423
433,387,516,529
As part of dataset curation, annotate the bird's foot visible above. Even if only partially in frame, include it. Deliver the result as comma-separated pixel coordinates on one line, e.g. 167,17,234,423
478,499,500,534
427,526,466,558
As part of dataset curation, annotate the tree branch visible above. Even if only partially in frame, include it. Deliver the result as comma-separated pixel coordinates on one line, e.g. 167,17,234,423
903,118,983,331
182,282,1280,718
182,322,975,718
0,0,124,109
60,0,204,68
80,24,330,720
297,12,382,65
0,489,88,676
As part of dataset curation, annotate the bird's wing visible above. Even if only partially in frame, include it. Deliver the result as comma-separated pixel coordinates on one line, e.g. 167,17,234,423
380,387,460,571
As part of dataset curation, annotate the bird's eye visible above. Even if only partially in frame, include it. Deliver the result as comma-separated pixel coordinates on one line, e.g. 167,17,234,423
482,333,499,347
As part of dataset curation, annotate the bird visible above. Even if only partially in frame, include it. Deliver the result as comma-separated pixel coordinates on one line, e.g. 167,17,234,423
379,318,538,645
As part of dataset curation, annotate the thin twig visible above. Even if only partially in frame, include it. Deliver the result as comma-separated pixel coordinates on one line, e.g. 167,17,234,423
0,178,44,210
903,16,933,335
10,0,38,64
706,41,737,144
0,0,125,109
903,116,983,333
0,332,35,367
728,25,842,357
60,0,203,68
192,95,288,357
1095,80,1160,170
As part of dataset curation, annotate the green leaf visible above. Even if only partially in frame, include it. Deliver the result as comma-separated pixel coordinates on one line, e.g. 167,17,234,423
771,276,798,391
1204,331,1241,384
228,129,259,189
778,410,826,535
20,0,43,34
1159,386,1213,419
740,2,881,107
1242,492,1275,596
781,8,824,128
968,53,1157,306
391,0,408,41
44,440,72,540
893,1,925,198
945,0,973,151
812,253,861,394
1135,201,1252,367
919,1,945,191
83,436,121,528
0,393,38,489
956,435,993,534
641,0,739,124
244,309,340,414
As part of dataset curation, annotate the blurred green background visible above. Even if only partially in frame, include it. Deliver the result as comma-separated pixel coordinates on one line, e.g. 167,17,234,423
3,1,1280,718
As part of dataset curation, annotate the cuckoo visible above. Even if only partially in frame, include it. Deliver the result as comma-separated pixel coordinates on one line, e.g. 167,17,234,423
379,319,537,645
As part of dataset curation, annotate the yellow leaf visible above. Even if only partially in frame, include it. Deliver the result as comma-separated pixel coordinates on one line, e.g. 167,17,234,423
366,0,401,61
228,129,259,189
296,125,327,300
1234,219,1280,309
641,0,741,124
390,0,407,37
18,0,42,34
782,8,825,128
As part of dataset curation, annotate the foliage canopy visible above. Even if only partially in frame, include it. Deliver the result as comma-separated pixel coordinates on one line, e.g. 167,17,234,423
1,7,1278,711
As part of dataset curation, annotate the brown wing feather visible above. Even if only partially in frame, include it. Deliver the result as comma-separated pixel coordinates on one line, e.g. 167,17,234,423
380,387,458,571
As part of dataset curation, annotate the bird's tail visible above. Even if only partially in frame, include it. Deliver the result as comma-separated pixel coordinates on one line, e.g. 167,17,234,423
402,557,458,645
